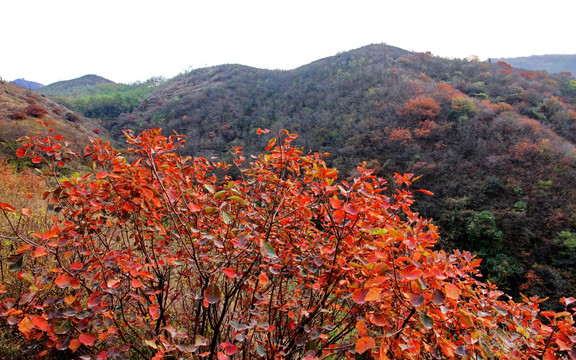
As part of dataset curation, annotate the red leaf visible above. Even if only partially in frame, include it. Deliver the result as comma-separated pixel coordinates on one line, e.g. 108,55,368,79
417,189,434,196
88,291,102,308
352,288,369,304
30,315,49,331
220,342,238,355
31,246,49,258
166,187,178,203
188,202,202,212
0,203,17,212
69,262,84,271
256,128,270,135
79,333,96,347
95,171,108,180
55,273,70,288
356,336,375,354
402,268,423,281
343,203,358,216
150,304,160,320
432,289,445,305
410,294,424,307
16,148,27,158
204,283,222,304
223,268,237,279
369,313,387,327
131,278,144,288
31,156,43,164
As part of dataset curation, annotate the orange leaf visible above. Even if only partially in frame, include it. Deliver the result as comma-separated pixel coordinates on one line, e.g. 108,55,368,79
68,339,81,352
265,137,277,151
365,287,381,302
357,320,368,337
21,208,32,216
15,243,33,254
402,268,423,281
356,336,375,355
18,316,35,338
258,272,269,286
445,283,460,300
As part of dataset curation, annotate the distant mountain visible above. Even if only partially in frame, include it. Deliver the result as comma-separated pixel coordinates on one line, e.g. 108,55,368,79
10,78,44,90
105,44,576,306
497,54,576,75
37,74,117,96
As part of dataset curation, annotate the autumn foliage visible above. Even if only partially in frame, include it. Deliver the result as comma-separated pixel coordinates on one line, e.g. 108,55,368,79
1,123,576,359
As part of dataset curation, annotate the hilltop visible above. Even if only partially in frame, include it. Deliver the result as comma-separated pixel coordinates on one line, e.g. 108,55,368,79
102,44,576,305
9,78,44,90
37,74,116,96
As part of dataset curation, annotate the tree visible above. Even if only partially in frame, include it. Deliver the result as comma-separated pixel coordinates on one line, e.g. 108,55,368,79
1,123,575,359
397,96,441,122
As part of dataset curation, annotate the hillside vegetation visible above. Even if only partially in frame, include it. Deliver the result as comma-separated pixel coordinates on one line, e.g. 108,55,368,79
104,44,576,305
37,75,166,120
0,80,104,164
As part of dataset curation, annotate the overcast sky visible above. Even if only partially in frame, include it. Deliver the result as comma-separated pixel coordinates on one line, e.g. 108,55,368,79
2,0,575,85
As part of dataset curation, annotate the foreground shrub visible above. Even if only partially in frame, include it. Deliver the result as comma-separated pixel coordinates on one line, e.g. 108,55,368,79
0,124,575,359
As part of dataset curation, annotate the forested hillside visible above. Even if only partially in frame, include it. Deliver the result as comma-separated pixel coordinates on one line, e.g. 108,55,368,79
105,44,576,305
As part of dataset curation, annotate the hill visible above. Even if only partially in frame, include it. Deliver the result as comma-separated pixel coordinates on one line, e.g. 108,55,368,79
36,75,165,120
36,74,116,96
0,79,105,165
497,54,576,75
9,78,44,90
104,44,576,306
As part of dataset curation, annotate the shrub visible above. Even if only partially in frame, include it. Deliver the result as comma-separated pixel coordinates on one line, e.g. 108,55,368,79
65,112,81,122
24,104,48,118
1,125,575,359
9,111,26,120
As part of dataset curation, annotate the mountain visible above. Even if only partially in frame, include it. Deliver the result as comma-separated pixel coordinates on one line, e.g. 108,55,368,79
9,78,44,90
103,44,576,306
0,80,105,164
37,74,116,96
497,54,576,75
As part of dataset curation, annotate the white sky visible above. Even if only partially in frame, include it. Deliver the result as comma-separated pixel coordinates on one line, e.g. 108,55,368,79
2,0,575,85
